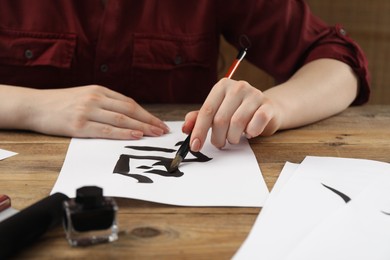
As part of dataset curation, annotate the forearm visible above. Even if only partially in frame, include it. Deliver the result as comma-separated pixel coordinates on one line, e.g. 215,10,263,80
264,58,359,130
0,84,36,130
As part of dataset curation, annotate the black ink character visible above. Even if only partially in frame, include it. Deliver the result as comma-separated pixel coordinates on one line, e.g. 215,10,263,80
322,183,390,217
113,140,212,183
382,211,390,216
322,183,351,203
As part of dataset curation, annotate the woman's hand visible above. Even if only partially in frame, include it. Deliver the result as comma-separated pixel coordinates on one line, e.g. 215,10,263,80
1,84,169,139
183,59,359,152
182,78,282,152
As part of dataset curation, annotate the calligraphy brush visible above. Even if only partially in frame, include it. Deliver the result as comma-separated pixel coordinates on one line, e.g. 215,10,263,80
168,48,248,173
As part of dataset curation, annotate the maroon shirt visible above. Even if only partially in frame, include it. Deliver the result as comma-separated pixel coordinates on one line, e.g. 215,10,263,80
0,0,370,104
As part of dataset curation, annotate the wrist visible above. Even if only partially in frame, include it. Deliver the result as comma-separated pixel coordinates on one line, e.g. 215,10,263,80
0,85,40,130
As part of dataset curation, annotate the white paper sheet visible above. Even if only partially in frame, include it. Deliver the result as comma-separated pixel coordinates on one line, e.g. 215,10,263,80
233,161,298,259
51,121,269,206
0,148,17,160
286,172,390,260
233,156,390,260
257,162,298,216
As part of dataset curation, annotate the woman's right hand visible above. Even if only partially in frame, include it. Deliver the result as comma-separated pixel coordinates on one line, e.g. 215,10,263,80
0,84,169,139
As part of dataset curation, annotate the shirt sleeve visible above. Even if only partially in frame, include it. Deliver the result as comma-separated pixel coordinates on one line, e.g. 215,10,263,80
218,0,370,105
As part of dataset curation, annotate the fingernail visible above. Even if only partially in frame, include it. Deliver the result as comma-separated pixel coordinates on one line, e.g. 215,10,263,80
245,133,252,139
131,130,143,139
160,123,170,133
151,126,164,136
191,138,201,152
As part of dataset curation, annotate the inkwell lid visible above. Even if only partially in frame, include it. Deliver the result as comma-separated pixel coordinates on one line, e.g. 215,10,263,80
75,186,104,209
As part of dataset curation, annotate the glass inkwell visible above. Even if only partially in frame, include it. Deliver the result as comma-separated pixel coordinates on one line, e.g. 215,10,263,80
63,186,118,246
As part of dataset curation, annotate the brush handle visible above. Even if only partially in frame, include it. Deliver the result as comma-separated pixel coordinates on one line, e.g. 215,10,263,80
177,132,192,160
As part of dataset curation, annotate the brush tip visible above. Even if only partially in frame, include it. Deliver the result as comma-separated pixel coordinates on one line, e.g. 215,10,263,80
168,155,182,173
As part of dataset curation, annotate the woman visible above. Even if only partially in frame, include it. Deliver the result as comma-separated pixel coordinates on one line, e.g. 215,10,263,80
0,0,369,152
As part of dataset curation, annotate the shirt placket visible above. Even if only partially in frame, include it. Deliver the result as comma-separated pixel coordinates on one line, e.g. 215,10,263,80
93,1,132,91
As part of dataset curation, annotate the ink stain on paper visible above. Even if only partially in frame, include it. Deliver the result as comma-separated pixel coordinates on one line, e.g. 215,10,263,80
322,183,351,203
113,154,153,183
113,142,212,183
322,183,390,217
125,146,176,153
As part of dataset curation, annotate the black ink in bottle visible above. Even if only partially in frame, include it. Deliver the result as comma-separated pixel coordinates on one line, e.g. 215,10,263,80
63,186,118,246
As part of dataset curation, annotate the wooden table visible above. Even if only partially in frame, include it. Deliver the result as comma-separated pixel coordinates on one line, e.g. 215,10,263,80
1,105,389,259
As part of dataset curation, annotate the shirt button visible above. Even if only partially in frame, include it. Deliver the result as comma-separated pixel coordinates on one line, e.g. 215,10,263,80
25,50,34,59
100,64,109,72
174,55,182,65
339,28,347,36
